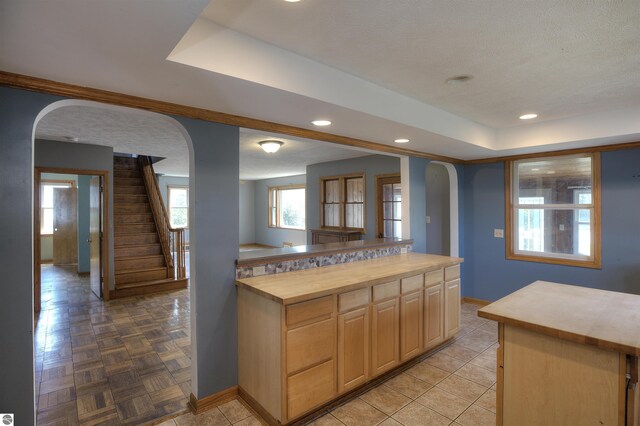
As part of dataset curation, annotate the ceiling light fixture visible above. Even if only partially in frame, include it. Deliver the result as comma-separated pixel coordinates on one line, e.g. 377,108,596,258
519,113,538,120
445,75,473,85
394,138,410,143
312,120,332,127
284,0,301,2
258,140,283,153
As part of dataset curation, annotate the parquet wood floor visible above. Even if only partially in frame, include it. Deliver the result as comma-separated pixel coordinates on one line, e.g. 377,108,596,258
36,265,191,425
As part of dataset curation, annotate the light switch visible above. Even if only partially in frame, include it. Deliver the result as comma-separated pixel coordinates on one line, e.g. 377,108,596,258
426,216,431,224
494,229,504,238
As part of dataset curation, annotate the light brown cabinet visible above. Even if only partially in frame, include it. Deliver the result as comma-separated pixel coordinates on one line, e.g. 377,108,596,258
424,281,444,350
337,306,369,393
371,298,400,376
236,256,462,425
445,278,461,337
400,290,423,361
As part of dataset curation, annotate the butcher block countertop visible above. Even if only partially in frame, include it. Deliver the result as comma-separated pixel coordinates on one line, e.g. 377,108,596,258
478,281,640,356
235,252,462,305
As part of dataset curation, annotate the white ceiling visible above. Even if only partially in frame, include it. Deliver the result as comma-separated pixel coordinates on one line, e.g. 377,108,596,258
2,0,640,160
239,129,370,180
34,103,370,179
202,0,640,129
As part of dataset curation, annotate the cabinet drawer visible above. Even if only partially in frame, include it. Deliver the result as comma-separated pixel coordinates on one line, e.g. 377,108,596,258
339,288,370,313
401,274,424,294
445,265,460,281
287,359,336,420
373,280,400,302
424,268,444,286
287,318,335,374
287,296,334,327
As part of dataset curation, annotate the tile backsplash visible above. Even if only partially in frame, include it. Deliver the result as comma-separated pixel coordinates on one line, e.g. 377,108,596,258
236,244,413,279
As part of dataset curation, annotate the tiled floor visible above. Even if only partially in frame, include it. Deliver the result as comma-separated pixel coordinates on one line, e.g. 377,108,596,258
36,265,496,426
161,303,497,426
35,265,193,425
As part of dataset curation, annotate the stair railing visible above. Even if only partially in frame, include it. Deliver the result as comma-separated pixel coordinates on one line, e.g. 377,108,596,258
138,156,186,280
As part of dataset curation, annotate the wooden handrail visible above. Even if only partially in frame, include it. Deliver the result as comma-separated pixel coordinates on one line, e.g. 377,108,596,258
138,156,186,279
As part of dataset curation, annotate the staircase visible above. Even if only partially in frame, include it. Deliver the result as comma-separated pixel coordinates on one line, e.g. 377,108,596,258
112,156,187,298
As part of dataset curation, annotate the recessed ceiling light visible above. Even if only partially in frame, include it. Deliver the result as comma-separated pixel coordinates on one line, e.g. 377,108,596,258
312,120,332,127
258,140,283,153
445,75,473,85
394,138,410,143
546,171,556,175
64,136,79,142
531,168,540,171
519,113,538,120
284,0,301,2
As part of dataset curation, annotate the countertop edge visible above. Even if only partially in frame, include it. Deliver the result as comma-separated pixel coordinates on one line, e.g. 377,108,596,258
478,302,640,356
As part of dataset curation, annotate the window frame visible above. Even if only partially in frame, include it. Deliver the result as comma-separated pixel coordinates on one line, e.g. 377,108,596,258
268,184,306,231
167,185,189,229
505,153,601,269
319,173,366,232
40,180,75,236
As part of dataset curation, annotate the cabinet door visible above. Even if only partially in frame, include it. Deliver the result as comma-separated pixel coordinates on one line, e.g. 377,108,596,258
338,306,369,393
445,279,461,338
424,282,444,350
400,291,423,361
371,298,400,376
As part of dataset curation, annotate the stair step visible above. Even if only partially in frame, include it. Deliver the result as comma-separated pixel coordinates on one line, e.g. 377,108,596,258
115,277,182,289
115,177,144,186
114,170,141,179
114,185,147,195
115,243,162,257
115,223,157,234
115,255,166,271
115,267,168,285
114,194,148,204
114,213,154,224
114,157,138,166
114,203,151,214
115,232,159,245
112,277,188,298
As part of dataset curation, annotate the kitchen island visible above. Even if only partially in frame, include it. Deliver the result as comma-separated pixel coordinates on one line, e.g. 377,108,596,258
236,252,463,425
478,281,640,425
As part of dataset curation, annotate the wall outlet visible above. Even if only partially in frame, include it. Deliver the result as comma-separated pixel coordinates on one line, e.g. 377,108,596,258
400,247,408,254
426,216,431,224
494,229,504,238
559,224,565,231
252,266,266,276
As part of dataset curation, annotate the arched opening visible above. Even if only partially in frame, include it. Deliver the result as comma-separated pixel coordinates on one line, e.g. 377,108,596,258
32,99,197,424
426,161,459,257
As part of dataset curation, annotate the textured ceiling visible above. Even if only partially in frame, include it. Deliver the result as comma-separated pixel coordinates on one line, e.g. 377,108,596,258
2,0,639,159
35,104,370,179
203,0,640,128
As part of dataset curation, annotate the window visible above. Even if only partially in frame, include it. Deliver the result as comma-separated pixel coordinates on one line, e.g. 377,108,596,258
506,153,601,268
376,175,402,238
268,185,305,230
320,174,365,230
40,181,74,235
168,186,188,228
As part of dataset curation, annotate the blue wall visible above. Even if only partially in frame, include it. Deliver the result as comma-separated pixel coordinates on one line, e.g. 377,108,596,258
306,155,401,240
0,86,240,424
462,149,640,301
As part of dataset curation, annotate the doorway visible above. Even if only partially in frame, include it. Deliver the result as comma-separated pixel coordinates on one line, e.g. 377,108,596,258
34,167,110,312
